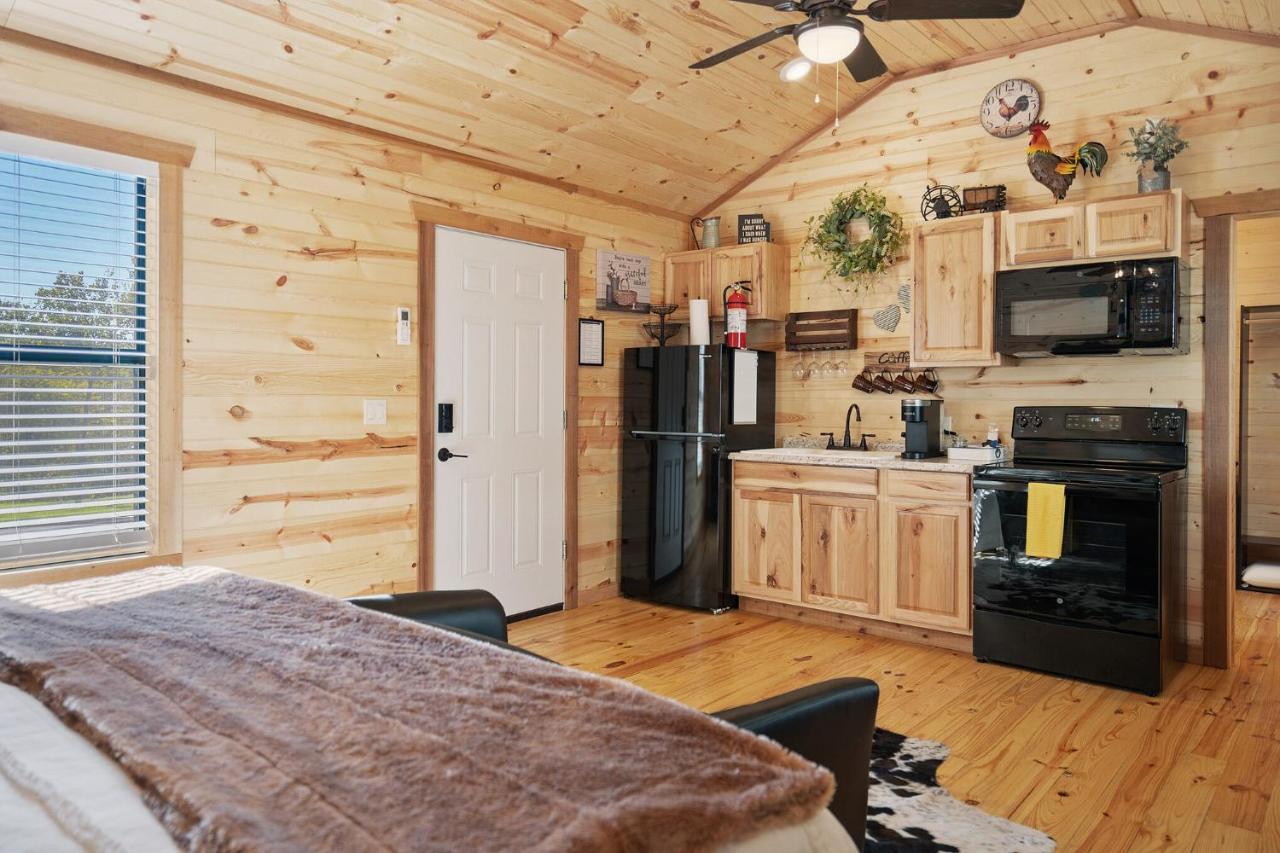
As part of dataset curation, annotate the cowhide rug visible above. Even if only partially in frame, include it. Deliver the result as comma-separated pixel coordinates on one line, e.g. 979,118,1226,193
866,729,1056,852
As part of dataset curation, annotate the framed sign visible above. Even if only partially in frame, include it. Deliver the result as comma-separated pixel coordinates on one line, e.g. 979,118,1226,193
737,213,771,244
578,318,604,366
595,249,651,313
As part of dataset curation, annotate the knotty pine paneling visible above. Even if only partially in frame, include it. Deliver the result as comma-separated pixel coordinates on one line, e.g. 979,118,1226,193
1,38,684,598
705,27,1280,660
1237,216,1280,548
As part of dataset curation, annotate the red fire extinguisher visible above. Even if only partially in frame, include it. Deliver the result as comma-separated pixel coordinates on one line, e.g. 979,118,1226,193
723,282,751,350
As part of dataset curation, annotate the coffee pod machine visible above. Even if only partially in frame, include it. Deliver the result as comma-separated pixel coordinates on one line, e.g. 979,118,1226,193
901,398,943,460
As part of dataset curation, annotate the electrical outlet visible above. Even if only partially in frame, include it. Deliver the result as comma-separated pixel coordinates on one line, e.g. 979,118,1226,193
363,399,387,426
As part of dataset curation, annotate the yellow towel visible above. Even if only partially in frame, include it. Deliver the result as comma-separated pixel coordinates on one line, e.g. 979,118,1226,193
1026,483,1066,559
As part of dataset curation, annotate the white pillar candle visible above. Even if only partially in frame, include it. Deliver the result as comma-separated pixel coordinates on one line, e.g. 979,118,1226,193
688,299,711,346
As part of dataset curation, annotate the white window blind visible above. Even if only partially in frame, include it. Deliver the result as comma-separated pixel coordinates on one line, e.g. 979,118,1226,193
0,145,157,569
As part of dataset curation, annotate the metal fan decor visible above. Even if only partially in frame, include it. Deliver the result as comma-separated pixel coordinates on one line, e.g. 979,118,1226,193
920,184,962,220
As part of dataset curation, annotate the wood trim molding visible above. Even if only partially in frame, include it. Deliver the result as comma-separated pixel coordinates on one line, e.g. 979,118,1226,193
0,103,195,166
1191,189,1280,220
411,202,586,253
1132,17,1280,49
0,553,183,590
1201,215,1238,670
155,164,184,558
416,214,582,610
694,20,1131,218
0,27,687,223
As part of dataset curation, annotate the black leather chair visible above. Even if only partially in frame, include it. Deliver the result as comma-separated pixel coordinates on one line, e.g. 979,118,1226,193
348,591,878,849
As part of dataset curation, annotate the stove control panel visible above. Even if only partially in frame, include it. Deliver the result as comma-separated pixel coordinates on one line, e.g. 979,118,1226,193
1011,406,1187,444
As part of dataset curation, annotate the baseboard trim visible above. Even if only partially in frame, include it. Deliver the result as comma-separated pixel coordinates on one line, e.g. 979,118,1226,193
739,597,974,654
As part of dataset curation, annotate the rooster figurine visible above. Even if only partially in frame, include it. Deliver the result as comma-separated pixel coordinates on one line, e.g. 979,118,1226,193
1026,121,1108,201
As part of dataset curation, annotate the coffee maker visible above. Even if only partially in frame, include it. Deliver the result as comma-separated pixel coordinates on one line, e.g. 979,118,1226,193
901,398,943,460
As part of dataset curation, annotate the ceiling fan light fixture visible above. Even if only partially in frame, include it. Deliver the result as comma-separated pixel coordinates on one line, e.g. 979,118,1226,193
795,18,862,64
779,56,814,82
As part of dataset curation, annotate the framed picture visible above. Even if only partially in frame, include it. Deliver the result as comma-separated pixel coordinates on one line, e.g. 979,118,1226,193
595,249,651,313
578,318,604,366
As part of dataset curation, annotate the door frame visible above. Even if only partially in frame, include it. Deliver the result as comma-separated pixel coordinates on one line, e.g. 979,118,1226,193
412,202,584,610
1195,189,1280,668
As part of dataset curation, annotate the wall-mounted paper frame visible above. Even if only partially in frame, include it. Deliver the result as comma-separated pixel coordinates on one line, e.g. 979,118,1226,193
578,318,604,366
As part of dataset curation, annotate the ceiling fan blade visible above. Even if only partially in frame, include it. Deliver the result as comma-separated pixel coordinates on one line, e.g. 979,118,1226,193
866,0,1025,21
843,34,888,81
689,24,799,70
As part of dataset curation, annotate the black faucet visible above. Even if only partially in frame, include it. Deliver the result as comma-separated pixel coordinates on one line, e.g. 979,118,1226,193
829,404,875,451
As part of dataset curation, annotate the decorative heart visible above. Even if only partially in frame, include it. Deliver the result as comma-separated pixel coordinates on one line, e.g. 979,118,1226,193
898,283,911,312
873,304,901,333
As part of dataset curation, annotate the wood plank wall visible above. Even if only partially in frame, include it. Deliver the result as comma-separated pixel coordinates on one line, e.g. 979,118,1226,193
1237,216,1280,552
703,27,1280,661
0,39,685,599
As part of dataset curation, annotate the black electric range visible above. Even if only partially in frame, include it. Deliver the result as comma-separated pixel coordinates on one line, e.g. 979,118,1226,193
971,406,1188,695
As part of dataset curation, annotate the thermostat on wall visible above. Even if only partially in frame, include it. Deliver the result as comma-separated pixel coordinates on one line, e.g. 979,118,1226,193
396,307,411,345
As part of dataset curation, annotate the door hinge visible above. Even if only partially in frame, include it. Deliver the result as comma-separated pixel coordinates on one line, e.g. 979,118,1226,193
563,280,568,300
561,540,568,560
563,409,568,430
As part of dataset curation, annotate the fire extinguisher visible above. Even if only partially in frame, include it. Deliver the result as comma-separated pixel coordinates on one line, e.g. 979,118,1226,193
723,281,751,350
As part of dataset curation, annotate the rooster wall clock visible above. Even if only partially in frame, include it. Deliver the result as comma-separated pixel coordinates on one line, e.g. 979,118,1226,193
980,79,1041,138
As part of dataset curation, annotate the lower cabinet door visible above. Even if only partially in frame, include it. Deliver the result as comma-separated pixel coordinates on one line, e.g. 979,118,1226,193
732,488,800,602
801,494,879,615
881,499,972,632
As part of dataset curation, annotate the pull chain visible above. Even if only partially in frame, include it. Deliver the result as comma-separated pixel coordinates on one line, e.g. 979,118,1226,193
835,62,841,130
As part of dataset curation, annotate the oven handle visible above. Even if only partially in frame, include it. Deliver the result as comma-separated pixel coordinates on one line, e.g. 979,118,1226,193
973,479,1159,501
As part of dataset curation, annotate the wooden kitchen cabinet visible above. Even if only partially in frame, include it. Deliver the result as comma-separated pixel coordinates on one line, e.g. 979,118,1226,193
731,487,800,602
1001,206,1085,267
880,499,972,632
661,242,790,321
1085,191,1180,259
801,494,878,616
911,213,1001,368
662,249,711,319
999,190,1185,270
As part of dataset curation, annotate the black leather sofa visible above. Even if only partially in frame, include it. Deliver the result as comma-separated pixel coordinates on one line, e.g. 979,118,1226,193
349,590,879,848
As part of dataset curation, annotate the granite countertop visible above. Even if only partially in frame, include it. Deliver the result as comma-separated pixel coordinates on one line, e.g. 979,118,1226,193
729,447,987,474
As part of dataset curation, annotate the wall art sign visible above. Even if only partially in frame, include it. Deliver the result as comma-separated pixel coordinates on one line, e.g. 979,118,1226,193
595,249,651,313
737,213,771,244
578,318,604,366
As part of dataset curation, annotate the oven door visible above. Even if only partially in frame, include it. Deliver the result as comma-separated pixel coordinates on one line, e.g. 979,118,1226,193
972,478,1161,635
996,265,1129,356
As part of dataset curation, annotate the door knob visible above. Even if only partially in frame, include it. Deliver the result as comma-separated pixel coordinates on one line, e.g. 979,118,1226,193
437,448,469,462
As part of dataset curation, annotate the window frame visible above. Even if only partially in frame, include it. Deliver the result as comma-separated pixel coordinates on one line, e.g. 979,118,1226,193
0,127,184,584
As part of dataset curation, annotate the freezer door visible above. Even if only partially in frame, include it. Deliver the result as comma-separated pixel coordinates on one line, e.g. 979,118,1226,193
623,346,723,437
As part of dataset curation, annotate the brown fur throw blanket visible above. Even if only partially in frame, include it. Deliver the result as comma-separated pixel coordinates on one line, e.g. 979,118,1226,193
0,566,833,851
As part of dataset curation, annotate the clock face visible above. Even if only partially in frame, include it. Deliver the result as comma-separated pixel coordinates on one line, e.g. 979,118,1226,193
980,79,1042,138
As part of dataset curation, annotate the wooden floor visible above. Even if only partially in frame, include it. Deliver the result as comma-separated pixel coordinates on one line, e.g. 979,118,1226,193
511,591,1280,852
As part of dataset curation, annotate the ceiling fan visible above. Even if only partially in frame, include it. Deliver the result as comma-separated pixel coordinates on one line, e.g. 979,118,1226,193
690,0,1026,82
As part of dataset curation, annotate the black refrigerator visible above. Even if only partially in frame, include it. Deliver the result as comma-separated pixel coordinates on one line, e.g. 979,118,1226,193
619,345,775,611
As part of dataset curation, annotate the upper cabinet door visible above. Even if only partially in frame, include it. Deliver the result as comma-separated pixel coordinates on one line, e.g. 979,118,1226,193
709,243,763,318
1085,191,1178,259
911,213,1001,367
1001,205,1084,268
663,250,710,318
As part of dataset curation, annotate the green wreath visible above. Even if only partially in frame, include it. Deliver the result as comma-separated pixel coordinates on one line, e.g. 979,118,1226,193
803,186,906,283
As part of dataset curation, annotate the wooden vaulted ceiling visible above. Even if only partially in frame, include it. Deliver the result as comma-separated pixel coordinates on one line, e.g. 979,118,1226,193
1,0,1276,217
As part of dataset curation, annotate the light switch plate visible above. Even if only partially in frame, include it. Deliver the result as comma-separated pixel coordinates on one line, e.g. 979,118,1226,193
363,399,387,426
396,307,411,345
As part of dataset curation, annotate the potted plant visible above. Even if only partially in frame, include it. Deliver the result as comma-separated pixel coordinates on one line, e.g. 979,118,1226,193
1124,118,1189,193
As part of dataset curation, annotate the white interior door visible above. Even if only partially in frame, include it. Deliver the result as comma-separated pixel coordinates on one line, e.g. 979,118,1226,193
433,226,567,616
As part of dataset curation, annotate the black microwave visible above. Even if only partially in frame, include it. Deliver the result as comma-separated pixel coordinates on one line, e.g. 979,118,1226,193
995,258,1188,357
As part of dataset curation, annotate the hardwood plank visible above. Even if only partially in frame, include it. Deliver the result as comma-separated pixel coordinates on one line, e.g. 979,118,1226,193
511,592,1280,849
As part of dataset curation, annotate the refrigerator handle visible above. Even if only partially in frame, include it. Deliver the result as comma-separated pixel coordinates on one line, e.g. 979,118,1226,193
629,430,726,440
